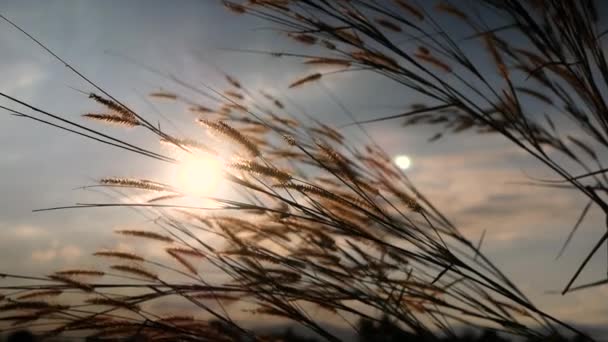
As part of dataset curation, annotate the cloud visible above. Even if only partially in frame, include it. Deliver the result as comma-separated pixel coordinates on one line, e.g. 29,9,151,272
30,240,82,263
11,225,49,239
0,62,47,96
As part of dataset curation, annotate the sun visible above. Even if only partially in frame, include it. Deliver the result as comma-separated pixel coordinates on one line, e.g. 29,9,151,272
394,154,412,170
175,154,224,197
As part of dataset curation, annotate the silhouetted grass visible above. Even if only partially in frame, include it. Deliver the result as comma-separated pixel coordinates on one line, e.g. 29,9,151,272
0,1,605,341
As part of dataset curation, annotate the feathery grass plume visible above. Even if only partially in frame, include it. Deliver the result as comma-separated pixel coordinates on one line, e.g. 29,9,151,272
110,264,158,280
240,124,271,135
82,113,140,127
379,178,422,212
310,124,344,144
86,297,140,311
483,33,508,80
229,160,292,183
316,142,355,176
157,315,195,324
282,134,297,146
88,93,134,119
257,0,290,8
149,91,178,100
359,155,401,179
166,247,205,258
160,136,217,155
414,51,452,72
417,46,430,55
250,268,301,284
191,293,241,306
435,2,468,20
321,39,337,50
260,90,285,109
100,177,170,192
344,8,369,23
393,0,424,20
213,215,260,233
89,326,142,340
223,0,246,14
249,306,290,318
288,33,317,45
174,209,213,228
188,105,214,114
166,248,198,275
93,250,145,262
288,72,322,88
351,51,400,71
333,28,363,46
225,173,266,193
0,301,68,312
224,102,249,112
0,313,46,325
16,290,63,300
266,148,306,160
304,57,351,67
375,18,402,32
268,112,299,127
225,74,242,89
48,274,94,292
197,119,261,157
115,229,174,243
291,248,341,265
221,248,283,265
54,269,105,277
147,193,184,203
349,176,381,197
224,90,244,100
277,182,371,210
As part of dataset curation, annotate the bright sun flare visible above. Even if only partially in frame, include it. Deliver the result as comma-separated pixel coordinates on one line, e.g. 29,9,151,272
394,154,412,170
176,155,224,197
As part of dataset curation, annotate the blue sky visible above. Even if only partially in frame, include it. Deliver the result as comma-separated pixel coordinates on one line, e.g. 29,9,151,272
1,0,608,336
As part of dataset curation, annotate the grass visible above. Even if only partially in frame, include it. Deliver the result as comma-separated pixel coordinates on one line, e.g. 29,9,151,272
0,0,607,341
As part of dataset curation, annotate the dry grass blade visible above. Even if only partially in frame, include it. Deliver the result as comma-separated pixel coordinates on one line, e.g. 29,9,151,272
166,248,202,275
82,113,139,127
115,229,174,243
414,52,452,73
93,251,145,262
86,297,140,311
47,274,93,292
100,177,170,192
393,0,424,20
149,91,178,100
16,290,63,300
304,58,351,67
110,265,158,280
375,18,402,32
0,301,68,312
197,119,260,157
229,160,292,183
88,93,135,119
289,73,322,88
54,269,105,277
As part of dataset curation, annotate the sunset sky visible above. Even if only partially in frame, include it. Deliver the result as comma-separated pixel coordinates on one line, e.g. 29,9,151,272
1,0,607,337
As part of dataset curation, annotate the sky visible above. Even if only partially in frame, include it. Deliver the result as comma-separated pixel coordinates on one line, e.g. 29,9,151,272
1,0,608,338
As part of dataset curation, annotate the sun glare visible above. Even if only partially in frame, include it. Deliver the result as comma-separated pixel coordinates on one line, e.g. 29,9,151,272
394,155,412,170
176,154,224,197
